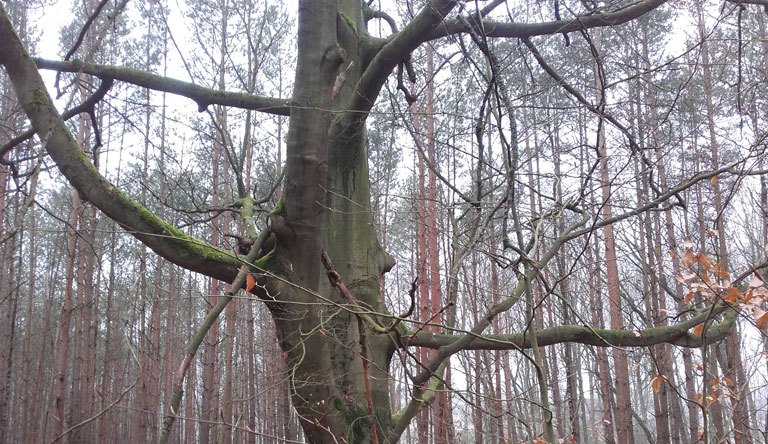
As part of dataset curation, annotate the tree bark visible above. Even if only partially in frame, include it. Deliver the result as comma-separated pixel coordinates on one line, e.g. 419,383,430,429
595,28,635,444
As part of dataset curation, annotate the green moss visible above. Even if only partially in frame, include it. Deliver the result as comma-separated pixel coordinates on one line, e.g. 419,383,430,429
241,198,254,220
73,145,113,185
124,195,240,265
29,89,49,106
339,12,357,34
334,399,371,443
252,248,278,272
270,196,285,216
334,397,347,414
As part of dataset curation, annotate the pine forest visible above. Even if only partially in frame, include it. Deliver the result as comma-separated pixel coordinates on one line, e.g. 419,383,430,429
1,0,768,443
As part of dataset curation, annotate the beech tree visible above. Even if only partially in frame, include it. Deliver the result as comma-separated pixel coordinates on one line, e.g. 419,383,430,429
1,1,766,443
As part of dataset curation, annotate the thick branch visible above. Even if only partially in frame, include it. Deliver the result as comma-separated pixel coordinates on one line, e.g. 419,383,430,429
428,0,668,40
0,7,242,282
33,58,292,115
348,0,458,115
407,303,735,350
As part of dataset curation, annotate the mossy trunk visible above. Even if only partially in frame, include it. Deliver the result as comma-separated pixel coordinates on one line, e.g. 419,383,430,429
267,2,396,442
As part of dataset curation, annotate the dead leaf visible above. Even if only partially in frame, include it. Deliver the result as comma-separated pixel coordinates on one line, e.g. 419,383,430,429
651,375,665,393
692,323,705,337
682,249,695,267
710,176,718,185
756,309,768,330
748,274,764,288
697,253,714,271
246,273,256,291
723,287,741,304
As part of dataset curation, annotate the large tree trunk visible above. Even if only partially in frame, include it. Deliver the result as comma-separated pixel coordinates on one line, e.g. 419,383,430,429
266,3,397,442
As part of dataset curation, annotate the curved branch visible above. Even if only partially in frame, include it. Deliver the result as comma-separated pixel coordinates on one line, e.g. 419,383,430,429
33,58,292,115
348,0,458,115
0,7,242,282
363,2,398,33
428,0,668,40
348,0,668,123
407,303,735,350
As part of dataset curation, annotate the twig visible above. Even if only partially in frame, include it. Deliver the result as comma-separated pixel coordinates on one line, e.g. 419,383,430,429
48,377,138,444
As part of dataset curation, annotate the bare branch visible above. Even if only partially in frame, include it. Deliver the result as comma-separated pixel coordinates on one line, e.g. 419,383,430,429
0,9,244,282
34,58,292,115
0,77,113,163
407,303,735,350
429,0,668,40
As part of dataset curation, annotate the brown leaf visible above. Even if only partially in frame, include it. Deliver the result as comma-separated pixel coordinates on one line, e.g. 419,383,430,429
692,323,705,337
723,287,741,304
246,273,256,291
696,253,714,271
756,310,768,330
650,375,665,393
710,176,718,185
682,249,695,267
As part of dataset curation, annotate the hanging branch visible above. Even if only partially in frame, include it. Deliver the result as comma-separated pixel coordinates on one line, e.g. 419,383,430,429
54,0,111,95
522,35,683,207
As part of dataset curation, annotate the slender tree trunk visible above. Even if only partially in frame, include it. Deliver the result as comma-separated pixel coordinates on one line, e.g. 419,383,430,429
694,4,749,441
48,192,81,443
0,245,17,444
595,28,634,441
412,103,431,444
586,231,616,444
20,206,37,444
